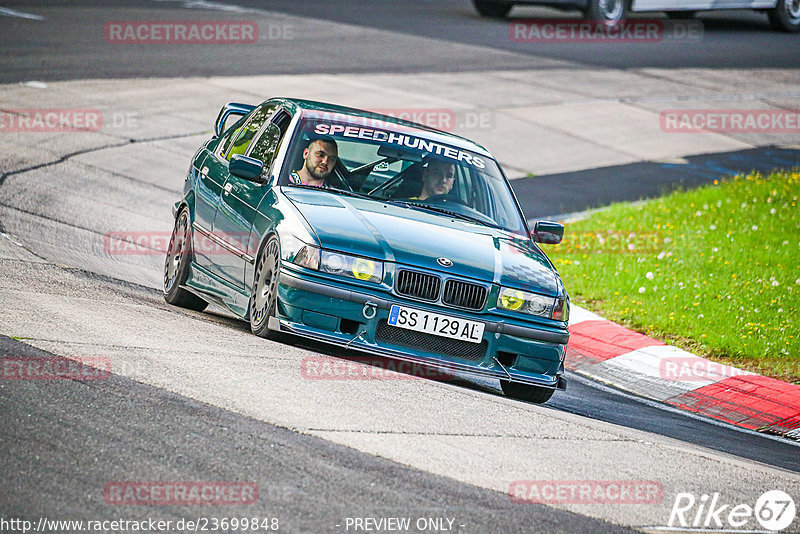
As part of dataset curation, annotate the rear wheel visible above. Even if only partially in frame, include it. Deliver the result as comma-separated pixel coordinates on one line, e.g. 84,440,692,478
584,0,627,26
501,380,556,404
768,0,800,32
163,208,208,311
249,236,282,339
473,0,512,17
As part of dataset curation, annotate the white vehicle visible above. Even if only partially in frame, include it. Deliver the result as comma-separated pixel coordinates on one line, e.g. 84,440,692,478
473,0,800,31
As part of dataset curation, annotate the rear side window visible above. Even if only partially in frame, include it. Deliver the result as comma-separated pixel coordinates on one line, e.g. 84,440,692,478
217,115,247,158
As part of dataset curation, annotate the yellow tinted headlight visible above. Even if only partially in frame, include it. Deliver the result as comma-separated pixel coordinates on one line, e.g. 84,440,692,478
320,251,383,284
497,287,554,318
500,289,525,310
352,258,376,280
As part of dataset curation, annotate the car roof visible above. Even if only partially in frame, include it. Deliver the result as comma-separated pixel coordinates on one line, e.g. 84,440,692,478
264,97,493,158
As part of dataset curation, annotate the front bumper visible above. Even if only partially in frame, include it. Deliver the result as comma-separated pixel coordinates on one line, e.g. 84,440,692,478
271,268,568,390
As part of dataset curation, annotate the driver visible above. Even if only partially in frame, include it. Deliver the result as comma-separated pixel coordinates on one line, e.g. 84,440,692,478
289,137,338,187
415,159,456,200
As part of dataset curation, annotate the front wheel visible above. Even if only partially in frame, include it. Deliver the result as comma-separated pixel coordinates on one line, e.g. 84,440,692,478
249,236,282,339
163,208,207,311
583,0,627,26
768,0,800,32
501,380,556,404
473,0,512,17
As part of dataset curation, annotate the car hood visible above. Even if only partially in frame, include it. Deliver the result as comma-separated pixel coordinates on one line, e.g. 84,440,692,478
282,188,560,297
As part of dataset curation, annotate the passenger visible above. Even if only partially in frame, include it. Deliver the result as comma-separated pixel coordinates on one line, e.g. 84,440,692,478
289,137,338,187
415,159,456,200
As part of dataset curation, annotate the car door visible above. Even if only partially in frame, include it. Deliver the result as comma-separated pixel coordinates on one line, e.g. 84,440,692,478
193,135,235,257
194,103,278,275
212,108,291,287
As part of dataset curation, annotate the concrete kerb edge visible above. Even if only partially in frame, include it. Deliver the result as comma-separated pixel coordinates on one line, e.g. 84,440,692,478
566,303,800,441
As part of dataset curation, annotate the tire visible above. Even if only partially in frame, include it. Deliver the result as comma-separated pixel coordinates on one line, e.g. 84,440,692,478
473,0,512,18
501,380,556,404
665,10,696,19
163,207,208,311
249,235,282,339
768,0,800,32
583,0,627,26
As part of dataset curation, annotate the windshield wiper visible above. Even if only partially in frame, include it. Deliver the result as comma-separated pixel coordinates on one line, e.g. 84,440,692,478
398,201,503,229
287,183,374,200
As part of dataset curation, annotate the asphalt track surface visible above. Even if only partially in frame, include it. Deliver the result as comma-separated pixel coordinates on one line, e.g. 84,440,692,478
266,336,800,474
522,146,800,217
0,335,633,533
230,0,800,69
0,0,799,84
1,1,800,532
1,255,798,532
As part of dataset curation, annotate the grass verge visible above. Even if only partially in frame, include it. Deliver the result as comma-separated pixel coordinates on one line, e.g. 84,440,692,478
543,170,800,384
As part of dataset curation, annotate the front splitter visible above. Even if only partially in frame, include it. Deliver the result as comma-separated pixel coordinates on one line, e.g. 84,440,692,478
269,317,565,390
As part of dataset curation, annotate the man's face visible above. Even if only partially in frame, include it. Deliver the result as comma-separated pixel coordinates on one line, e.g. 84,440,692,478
422,161,456,197
303,140,338,181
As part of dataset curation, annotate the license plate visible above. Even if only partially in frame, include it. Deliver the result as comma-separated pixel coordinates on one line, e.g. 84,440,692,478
387,305,485,344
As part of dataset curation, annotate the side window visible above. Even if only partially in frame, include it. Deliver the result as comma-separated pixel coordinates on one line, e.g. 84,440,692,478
453,165,470,205
249,123,282,170
470,168,495,220
224,104,278,161
248,110,292,173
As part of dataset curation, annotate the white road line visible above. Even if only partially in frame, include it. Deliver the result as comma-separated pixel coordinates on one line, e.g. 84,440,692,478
0,7,45,20
1,232,25,248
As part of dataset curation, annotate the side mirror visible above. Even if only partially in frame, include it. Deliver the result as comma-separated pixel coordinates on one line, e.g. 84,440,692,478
532,221,564,245
214,102,255,137
230,155,265,183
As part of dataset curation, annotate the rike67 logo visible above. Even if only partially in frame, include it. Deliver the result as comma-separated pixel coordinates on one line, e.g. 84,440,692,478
667,490,796,532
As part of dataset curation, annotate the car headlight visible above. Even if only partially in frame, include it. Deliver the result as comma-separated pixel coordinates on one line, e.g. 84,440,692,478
320,251,383,284
498,287,568,321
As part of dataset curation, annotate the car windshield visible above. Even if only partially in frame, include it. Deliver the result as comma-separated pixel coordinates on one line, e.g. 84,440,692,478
280,117,529,236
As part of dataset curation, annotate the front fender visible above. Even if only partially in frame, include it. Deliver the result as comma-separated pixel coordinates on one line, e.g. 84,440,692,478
246,187,321,291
